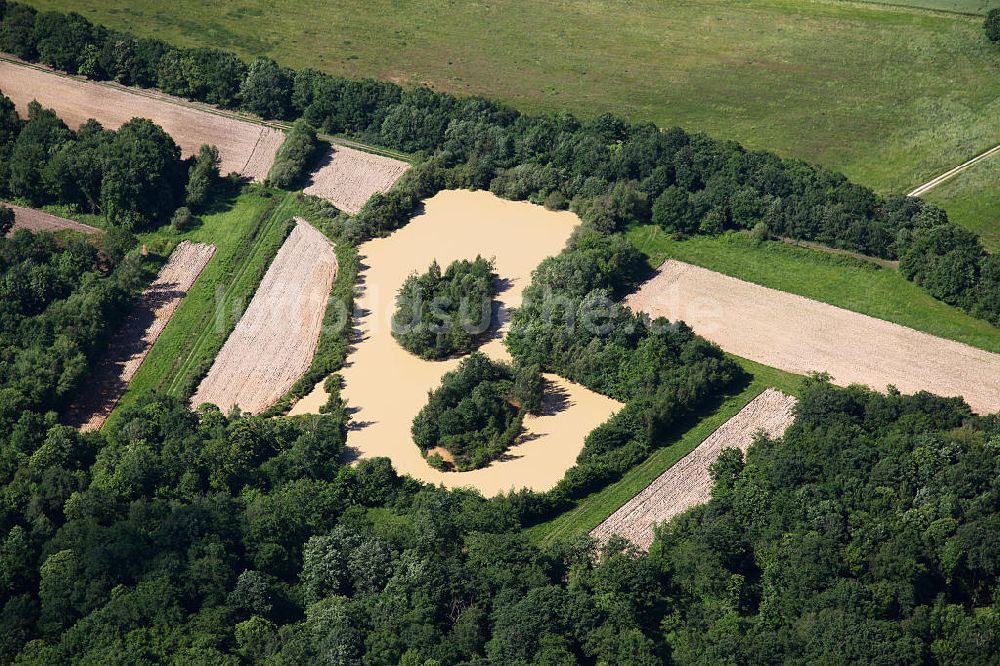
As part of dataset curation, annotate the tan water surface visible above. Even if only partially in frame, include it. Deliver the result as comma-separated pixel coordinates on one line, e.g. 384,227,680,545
290,189,622,496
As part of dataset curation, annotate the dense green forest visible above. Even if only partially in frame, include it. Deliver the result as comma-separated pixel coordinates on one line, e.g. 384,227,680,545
392,257,498,360
2,362,997,662
0,1,995,325
0,93,198,230
0,228,140,431
411,353,542,471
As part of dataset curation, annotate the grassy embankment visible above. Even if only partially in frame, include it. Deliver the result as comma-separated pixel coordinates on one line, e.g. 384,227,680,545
627,225,1000,354
104,187,298,427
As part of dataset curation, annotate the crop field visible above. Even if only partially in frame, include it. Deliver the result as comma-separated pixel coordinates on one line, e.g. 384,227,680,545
191,219,337,414
6,203,100,235
0,57,284,180
105,189,295,426
527,360,803,545
590,389,798,551
22,0,1000,200
303,144,411,214
628,226,1000,354
628,260,1000,414
66,241,216,431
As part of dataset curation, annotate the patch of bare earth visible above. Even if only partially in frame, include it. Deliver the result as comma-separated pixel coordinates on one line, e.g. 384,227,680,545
0,58,283,181
192,219,337,414
303,145,410,213
66,241,216,431
627,260,1000,415
591,389,798,551
5,203,100,236
289,190,622,497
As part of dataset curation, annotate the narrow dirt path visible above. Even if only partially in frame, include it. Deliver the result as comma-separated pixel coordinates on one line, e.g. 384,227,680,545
908,143,1000,197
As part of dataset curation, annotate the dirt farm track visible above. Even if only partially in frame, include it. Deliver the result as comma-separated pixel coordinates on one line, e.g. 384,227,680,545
628,261,1000,415
0,57,283,181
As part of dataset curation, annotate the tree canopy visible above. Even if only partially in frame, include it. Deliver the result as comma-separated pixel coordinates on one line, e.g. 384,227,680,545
0,93,189,230
392,256,499,360
411,353,542,471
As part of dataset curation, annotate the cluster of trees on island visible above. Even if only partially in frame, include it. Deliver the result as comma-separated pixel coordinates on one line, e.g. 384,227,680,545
1,1,995,324
412,353,543,471
392,257,499,360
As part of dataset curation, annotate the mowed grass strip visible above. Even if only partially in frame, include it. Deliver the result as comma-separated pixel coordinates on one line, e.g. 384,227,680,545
626,226,1000,355
525,359,802,546
923,155,1000,252
105,188,293,427
22,0,1000,194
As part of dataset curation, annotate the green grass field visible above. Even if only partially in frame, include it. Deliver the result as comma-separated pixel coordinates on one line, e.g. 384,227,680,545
923,156,1000,252
21,0,1000,198
526,358,803,545
627,226,1000,354
104,187,296,427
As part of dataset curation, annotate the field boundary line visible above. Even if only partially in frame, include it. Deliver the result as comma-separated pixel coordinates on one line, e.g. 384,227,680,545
908,143,1000,196
0,53,415,166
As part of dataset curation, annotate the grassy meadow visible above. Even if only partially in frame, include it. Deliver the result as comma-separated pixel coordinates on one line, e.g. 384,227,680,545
855,0,998,13
627,225,1000,354
923,157,1000,252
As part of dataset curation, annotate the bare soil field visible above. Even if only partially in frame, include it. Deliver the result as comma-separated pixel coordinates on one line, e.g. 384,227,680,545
303,144,410,213
6,203,100,236
0,57,283,180
66,241,216,431
192,219,337,413
290,189,621,496
628,261,1000,415
591,389,798,551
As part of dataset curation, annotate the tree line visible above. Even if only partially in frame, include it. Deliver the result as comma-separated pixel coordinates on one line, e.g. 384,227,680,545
0,1,993,324
0,90,224,230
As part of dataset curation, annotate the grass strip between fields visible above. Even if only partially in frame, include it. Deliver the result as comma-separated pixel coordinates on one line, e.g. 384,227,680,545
103,188,294,428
